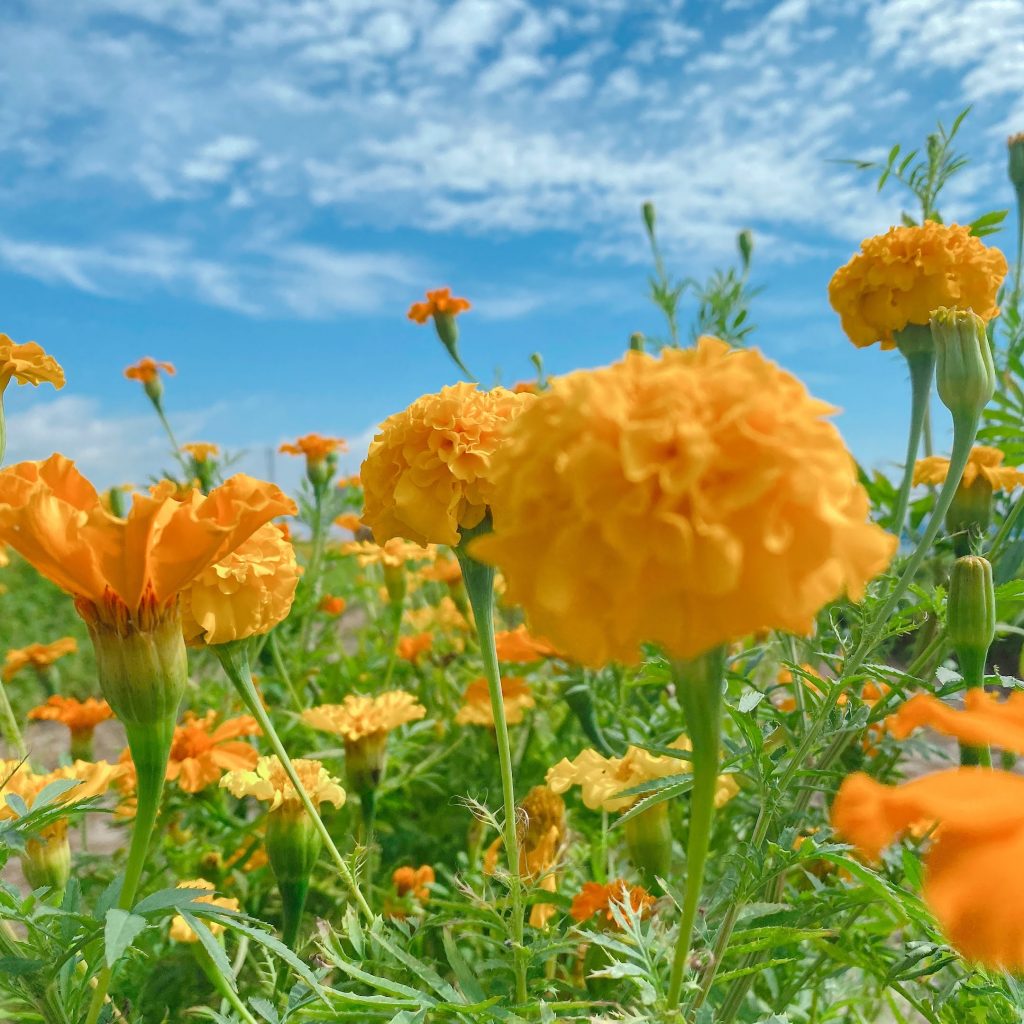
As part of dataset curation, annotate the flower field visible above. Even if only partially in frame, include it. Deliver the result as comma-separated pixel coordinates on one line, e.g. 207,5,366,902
3,120,1024,1024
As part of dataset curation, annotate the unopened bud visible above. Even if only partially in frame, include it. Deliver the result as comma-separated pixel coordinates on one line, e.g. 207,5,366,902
22,834,71,893
945,475,993,556
623,802,672,886
930,307,995,421
642,201,656,237
1009,132,1024,193
947,555,995,673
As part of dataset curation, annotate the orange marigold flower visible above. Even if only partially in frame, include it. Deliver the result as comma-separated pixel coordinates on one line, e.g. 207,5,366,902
828,223,1007,349
341,538,434,568
165,710,261,793
319,595,346,615
168,879,240,943
4,637,77,681
405,595,471,636
420,556,463,586
124,357,175,384
393,864,435,902
570,879,654,925
397,632,433,663
511,380,540,395
334,512,364,533
913,446,1024,492
473,340,895,666
888,689,1024,753
547,736,738,813
181,442,220,463
494,624,559,664
221,755,346,812
832,768,1024,969
455,676,534,727
302,691,426,743
278,433,347,463
0,335,65,389
361,383,534,547
407,287,471,324
28,695,112,741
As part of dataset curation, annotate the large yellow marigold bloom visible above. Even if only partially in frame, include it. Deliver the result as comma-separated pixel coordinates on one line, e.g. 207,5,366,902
913,445,1024,492
833,768,1024,970
455,676,534,727
360,383,534,547
4,637,77,681
0,335,65,389
181,521,300,645
168,879,240,943
124,357,175,384
473,340,895,665
828,223,1007,349
0,455,295,630
547,736,738,813
301,691,426,742
220,755,346,812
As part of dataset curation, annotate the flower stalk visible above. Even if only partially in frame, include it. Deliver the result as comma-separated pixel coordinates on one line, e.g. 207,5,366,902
891,325,935,537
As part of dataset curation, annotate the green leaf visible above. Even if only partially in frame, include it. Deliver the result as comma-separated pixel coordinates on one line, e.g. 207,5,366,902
441,927,486,1003
738,689,765,713
104,908,147,968
179,909,236,990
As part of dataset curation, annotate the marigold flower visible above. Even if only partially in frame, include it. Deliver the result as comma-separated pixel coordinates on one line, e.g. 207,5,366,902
278,433,347,464
302,692,426,743
168,879,240,943
828,223,1008,349
221,755,346,812
319,595,346,615
341,538,434,568
181,520,301,646
407,287,471,324
393,864,435,902
405,596,471,636
181,442,220,463
0,335,65,390
334,512,364,533
420,556,463,586
888,689,1024,753
124,357,175,384
484,786,565,927
397,632,433,663
165,711,261,793
455,676,534,727
494,624,559,664
570,879,654,925
28,696,113,758
832,767,1024,969
361,383,534,547
4,637,77,682
473,340,895,666
913,446,1024,491
547,736,738,813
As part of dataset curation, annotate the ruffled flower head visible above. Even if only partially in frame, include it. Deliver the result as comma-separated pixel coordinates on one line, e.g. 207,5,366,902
828,223,1007,349
455,676,534,727
4,637,77,681
0,335,65,389
360,383,534,547
278,433,347,465
124,357,175,384
28,695,112,742
494,625,559,664
168,879,240,943
220,755,346,812
913,446,1024,492
547,736,738,813
407,287,471,324
181,442,220,463
341,538,434,568
570,879,654,925
473,340,895,665
181,521,300,645
301,692,426,743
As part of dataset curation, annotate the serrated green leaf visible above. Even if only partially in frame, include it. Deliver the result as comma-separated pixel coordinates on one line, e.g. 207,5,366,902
104,908,147,968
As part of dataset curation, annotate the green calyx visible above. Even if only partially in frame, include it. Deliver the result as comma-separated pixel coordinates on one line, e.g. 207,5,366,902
930,307,996,421
945,476,993,555
947,554,996,670
266,806,323,885
623,801,672,887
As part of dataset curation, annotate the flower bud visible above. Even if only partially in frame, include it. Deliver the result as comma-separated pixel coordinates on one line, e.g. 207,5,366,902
344,730,389,796
945,474,993,556
623,802,672,885
642,201,656,237
947,554,995,676
265,805,322,885
22,834,71,893
930,307,995,421
1009,132,1024,193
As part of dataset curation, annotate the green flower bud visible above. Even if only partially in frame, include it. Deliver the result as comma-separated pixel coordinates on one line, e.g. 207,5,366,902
945,475,993,556
623,802,672,886
266,805,322,884
947,554,995,677
144,377,164,406
642,201,657,237
22,834,71,894
930,307,995,421
1009,132,1024,193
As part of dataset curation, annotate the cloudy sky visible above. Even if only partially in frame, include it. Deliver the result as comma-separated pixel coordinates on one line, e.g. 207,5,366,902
2,0,1023,488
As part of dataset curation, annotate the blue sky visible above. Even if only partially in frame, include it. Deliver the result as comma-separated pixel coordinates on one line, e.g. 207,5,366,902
2,0,1023,490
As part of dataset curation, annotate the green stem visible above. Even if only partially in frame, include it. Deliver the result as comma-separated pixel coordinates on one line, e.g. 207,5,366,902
152,400,191,476
193,942,261,1024
298,490,327,653
1014,184,1024,303
0,682,27,759
268,630,305,714
214,642,373,922
666,647,725,1013
454,525,527,1005
85,715,175,1024
891,342,935,538
957,647,992,767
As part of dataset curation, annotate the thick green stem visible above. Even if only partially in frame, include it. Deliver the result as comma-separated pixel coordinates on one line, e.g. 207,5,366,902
454,525,527,1005
666,647,725,1013
214,642,373,922
891,338,935,538
279,878,309,952
0,681,27,759
957,647,992,767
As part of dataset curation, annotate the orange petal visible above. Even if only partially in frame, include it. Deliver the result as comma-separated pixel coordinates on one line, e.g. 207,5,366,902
888,691,1024,754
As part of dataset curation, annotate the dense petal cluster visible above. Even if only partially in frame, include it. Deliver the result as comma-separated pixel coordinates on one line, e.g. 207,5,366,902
124,357,175,384
570,879,655,925
407,287,471,324
0,335,65,389
455,676,534,727
220,755,346,812
361,383,534,546
4,637,77,681
301,691,426,742
168,879,240,942
547,736,738,813
0,455,296,627
182,521,300,644
473,340,895,665
828,223,1007,349
913,446,1024,491
833,769,1024,969
278,433,347,462
28,695,112,736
